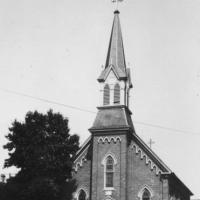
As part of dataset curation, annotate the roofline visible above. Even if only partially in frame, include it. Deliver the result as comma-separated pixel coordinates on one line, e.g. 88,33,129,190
89,126,133,134
98,76,127,82
105,65,120,80
73,132,193,196
97,65,128,83
96,105,132,113
133,134,192,195
170,173,193,195
133,133,172,173
73,136,91,161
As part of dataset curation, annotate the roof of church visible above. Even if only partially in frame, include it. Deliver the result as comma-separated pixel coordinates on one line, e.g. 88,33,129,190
74,130,193,195
89,105,134,131
98,10,129,82
74,105,192,194
73,9,192,197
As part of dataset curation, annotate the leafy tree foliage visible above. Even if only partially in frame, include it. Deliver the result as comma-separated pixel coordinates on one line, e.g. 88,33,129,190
3,110,79,200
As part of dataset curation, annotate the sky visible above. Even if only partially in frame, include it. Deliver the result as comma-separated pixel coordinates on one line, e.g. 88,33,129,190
0,0,199,198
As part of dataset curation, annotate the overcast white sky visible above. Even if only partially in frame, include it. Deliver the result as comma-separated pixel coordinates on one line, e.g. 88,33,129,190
0,0,199,198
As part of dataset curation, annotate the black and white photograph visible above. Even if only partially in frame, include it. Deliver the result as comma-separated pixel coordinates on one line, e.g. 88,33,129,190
0,0,199,199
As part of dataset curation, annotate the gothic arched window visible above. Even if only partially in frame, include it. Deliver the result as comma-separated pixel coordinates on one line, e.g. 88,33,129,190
105,156,114,187
114,83,120,104
78,189,86,200
103,84,110,105
142,189,151,200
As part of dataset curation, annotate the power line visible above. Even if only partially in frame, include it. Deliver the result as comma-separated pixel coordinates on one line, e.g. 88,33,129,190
0,88,96,114
133,120,200,135
0,88,200,136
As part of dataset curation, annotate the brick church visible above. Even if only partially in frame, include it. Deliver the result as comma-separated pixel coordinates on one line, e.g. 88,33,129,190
72,10,193,200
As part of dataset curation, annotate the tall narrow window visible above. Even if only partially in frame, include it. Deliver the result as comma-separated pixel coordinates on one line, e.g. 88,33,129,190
105,156,114,187
142,189,151,200
114,83,120,104
103,84,110,105
78,189,86,200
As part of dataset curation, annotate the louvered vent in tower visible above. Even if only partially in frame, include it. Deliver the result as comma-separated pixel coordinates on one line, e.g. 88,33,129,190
114,83,120,104
103,84,110,105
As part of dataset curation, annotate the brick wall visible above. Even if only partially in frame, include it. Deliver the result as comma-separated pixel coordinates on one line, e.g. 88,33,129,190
91,133,127,200
73,147,91,200
73,133,165,200
127,141,162,200
73,134,186,200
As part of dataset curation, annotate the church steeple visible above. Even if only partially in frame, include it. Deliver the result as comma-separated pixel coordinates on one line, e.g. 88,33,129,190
98,10,132,107
105,10,126,76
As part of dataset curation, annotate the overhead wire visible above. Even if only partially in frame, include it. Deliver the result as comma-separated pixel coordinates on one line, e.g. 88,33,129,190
0,88,199,136
0,88,96,114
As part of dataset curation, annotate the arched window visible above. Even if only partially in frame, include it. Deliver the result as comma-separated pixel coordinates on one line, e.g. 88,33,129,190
78,189,86,200
105,156,114,187
142,189,151,200
114,83,120,104
103,84,110,105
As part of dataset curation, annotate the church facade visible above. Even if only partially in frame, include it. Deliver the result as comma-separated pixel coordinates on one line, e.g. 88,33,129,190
72,10,193,200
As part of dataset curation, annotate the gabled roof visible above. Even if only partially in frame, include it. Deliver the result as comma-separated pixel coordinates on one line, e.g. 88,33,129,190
73,128,192,195
98,10,128,82
74,131,171,174
132,133,192,195
73,136,91,162
133,133,172,173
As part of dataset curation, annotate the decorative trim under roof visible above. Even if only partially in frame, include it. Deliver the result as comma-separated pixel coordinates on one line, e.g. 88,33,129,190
132,133,172,173
73,136,91,162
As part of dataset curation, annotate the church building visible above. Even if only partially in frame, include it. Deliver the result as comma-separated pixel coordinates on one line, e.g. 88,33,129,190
72,10,193,200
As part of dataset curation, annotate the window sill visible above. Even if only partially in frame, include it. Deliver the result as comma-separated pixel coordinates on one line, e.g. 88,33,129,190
103,187,115,191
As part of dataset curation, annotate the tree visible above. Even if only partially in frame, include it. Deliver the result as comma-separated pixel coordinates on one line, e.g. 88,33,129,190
3,110,79,200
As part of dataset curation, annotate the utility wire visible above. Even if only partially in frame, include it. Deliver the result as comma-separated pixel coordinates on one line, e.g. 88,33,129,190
0,88,199,136
133,121,200,135
0,88,96,114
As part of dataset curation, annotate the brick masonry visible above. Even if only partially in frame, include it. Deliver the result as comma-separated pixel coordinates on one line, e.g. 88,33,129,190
73,132,164,200
73,132,192,200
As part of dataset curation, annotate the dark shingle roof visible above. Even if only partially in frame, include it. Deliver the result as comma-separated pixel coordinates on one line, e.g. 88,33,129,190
90,105,134,131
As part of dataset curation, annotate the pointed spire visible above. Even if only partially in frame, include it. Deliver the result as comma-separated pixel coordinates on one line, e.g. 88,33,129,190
97,10,133,107
106,10,126,72
98,10,128,81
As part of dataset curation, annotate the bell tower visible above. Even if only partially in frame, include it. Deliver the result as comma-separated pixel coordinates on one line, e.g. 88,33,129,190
73,8,193,200
89,10,135,200
98,10,132,107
